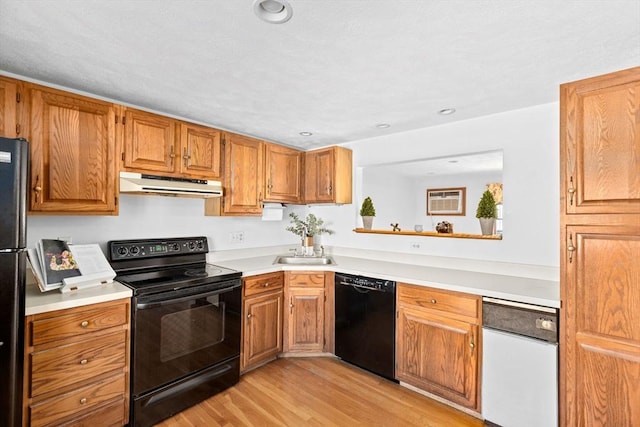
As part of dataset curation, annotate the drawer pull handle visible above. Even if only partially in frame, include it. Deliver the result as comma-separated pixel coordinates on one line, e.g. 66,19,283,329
80,359,88,365
430,299,437,304
80,398,87,405
80,321,89,328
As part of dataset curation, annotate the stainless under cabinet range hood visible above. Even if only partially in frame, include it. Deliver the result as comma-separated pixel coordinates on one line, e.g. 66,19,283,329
119,171,223,198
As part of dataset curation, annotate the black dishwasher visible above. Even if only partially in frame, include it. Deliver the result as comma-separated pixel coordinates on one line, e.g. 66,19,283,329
334,272,397,382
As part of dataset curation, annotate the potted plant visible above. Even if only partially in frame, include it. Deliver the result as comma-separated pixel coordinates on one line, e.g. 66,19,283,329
286,213,334,252
475,190,497,235
360,197,376,230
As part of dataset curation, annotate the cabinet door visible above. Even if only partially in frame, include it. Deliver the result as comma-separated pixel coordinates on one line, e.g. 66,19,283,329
0,77,19,138
242,290,283,372
562,225,640,426
285,287,325,352
222,133,264,215
122,108,176,174
561,66,640,215
396,305,478,409
305,148,334,203
264,143,303,203
28,85,117,214
179,122,221,179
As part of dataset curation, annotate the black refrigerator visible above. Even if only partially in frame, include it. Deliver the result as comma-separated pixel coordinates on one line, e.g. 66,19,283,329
0,137,28,427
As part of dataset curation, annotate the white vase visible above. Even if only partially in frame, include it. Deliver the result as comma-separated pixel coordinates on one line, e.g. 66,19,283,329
479,218,495,235
362,216,374,230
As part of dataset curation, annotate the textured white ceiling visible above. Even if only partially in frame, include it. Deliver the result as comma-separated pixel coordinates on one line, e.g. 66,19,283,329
1,0,639,150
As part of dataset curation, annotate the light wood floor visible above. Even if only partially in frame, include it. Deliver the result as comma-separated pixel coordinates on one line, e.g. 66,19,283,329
156,357,484,427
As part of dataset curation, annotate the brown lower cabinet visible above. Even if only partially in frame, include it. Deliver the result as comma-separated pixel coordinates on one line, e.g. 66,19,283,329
241,272,284,372
395,283,481,411
23,299,131,427
283,271,334,354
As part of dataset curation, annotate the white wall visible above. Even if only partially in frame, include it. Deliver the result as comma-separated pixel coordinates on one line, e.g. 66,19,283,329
27,195,308,252
27,102,559,269
332,102,560,267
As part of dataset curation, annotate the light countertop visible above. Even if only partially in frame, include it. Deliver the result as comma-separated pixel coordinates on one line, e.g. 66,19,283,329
25,281,132,316
214,254,560,308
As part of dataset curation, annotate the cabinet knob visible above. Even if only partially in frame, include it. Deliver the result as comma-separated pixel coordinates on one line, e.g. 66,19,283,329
80,397,87,405
247,313,252,319
80,320,89,328
430,299,437,304
80,359,88,365
263,282,270,287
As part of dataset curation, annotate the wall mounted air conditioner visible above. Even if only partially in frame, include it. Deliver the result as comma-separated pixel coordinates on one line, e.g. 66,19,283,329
426,187,466,215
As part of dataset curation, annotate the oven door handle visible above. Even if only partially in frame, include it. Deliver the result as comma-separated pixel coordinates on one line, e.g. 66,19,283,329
136,282,241,310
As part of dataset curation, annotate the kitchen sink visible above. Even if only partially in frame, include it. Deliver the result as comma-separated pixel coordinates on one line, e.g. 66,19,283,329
274,255,335,265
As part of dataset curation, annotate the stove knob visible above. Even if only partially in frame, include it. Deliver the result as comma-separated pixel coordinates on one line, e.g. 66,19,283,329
170,243,180,252
129,246,140,256
116,246,128,257
187,241,196,250
196,240,204,250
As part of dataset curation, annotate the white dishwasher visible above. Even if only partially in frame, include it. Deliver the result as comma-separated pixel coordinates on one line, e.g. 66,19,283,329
482,297,558,427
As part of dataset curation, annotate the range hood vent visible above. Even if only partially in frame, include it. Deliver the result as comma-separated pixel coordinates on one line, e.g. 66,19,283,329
119,171,223,198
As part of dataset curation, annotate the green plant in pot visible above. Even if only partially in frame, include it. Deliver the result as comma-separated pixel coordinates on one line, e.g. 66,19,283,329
286,213,334,253
360,197,376,230
476,190,497,235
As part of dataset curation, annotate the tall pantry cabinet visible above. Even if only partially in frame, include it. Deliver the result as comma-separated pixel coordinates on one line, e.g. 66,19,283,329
560,66,640,426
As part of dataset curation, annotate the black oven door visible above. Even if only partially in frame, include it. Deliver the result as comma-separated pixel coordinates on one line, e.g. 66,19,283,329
131,279,242,397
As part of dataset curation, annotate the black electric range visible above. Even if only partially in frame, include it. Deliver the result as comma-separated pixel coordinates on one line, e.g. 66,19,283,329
107,236,242,427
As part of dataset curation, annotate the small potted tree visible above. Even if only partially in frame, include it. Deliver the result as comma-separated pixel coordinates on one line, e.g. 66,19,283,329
360,197,376,230
476,190,497,235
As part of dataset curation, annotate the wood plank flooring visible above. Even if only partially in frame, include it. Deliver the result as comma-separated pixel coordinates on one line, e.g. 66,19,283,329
156,357,484,426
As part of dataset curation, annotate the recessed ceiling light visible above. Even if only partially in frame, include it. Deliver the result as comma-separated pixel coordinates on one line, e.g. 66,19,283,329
253,0,293,24
438,108,456,115
376,123,391,129
299,131,313,136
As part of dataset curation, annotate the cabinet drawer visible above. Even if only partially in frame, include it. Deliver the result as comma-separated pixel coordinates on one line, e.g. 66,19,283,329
30,331,127,398
56,398,127,427
244,272,284,297
398,284,479,321
30,303,129,346
29,373,126,427
287,272,325,288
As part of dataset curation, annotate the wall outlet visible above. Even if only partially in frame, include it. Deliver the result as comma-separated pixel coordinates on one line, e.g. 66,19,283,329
410,242,420,249
229,231,245,243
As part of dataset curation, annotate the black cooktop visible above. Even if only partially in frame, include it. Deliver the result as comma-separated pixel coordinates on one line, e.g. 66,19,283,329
108,237,241,295
116,262,241,294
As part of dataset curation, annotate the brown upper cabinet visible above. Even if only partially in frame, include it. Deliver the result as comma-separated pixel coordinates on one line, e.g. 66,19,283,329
304,146,352,204
220,133,264,215
264,142,303,204
25,83,118,214
561,66,640,215
121,108,222,180
0,76,20,138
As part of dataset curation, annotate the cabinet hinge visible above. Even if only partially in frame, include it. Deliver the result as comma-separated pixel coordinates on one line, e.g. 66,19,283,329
15,123,21,135
115,196,118,206
121,152,125,162
115,115,119,124
16,92,21,103
122,116,126,125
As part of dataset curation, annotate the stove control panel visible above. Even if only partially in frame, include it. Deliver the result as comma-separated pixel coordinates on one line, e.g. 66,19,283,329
108,237,208,260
